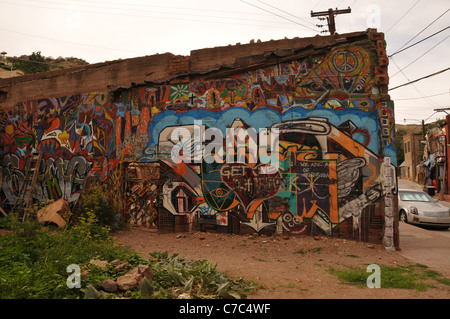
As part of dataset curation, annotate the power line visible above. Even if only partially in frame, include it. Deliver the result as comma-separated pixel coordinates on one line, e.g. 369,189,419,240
0,0,304,31
394,92,449,101
390,57,443,108
255,0,317,27
385,0,421,33
390,32,450,78
0,27,148,55
61,0,276,18
392,7,450,53
388,25,450,58
423,112,438,123
388,66,450,91
52,0,308,20
397,112,438,134
240,0,318,32
312,0,323,10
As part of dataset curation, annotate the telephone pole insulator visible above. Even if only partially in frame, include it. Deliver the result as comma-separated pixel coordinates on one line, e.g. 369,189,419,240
311,7,351,35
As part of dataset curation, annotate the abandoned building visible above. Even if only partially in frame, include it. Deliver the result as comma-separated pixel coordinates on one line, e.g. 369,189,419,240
0,29,399,250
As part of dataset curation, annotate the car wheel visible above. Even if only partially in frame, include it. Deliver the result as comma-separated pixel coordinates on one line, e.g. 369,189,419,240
399,210,408,223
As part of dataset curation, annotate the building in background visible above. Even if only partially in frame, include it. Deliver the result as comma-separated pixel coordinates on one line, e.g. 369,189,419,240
422,122,446,195
403,131,425,183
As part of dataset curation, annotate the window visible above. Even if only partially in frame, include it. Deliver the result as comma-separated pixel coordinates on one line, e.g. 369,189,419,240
400,191,435,202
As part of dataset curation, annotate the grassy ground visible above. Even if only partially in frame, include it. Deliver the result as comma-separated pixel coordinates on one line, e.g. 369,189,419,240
0,212,256,299
329,263,450,291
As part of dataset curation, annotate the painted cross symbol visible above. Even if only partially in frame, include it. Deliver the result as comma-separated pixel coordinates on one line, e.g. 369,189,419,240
189,93,196,106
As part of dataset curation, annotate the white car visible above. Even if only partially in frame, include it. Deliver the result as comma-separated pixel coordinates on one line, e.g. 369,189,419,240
398,188,450,230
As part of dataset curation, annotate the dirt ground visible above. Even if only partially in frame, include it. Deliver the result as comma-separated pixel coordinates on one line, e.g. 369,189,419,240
114,228,450,299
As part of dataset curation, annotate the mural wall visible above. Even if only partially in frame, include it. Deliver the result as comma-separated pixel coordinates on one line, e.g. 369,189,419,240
0,37,397,245
423,124,446,193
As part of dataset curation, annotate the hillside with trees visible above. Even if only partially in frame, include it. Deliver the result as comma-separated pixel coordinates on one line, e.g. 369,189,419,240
0,51,89,74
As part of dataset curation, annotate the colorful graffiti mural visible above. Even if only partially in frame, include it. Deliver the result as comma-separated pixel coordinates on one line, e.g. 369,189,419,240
0,92,114,209
0,37,396,244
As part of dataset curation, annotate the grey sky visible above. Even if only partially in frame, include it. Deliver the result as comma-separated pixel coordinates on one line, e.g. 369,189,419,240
1,0,449,125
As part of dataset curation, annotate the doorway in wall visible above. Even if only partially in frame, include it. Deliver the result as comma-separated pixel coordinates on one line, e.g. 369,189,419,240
123,162,160,228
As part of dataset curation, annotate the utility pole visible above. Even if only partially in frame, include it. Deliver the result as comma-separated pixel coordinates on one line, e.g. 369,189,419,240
422,119,425,139
311,7,351,35
434,107,450,115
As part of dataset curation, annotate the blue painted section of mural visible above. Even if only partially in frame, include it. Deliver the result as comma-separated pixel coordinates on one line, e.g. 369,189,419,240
146,107,383,159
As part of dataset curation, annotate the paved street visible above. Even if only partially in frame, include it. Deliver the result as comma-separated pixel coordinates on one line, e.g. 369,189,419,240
397,178,450,277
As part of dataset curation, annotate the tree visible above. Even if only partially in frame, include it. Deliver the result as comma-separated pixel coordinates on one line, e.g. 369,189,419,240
13,51,50,74
395,127,407,166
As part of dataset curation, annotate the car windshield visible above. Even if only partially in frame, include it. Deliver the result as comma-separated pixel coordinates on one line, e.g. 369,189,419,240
399,191,435,202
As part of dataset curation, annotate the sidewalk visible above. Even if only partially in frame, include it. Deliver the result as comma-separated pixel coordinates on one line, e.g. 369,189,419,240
398,222,450,278
433,193,450,206
397,179,450,277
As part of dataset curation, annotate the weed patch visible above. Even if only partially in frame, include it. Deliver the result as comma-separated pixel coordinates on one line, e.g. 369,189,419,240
329,263,450,291
0,213,256,299
294,247,323,255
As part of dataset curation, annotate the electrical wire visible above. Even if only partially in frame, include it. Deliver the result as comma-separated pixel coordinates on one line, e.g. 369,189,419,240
390,32,450,78
312,0,323,10
58,0,278,18
0,27,148,55
394,92,449,101
392,7,450,54
397,112,438,131
255,0,317,27
0,0,304,31
240,0,319,32
385,0,421,34
390,57,443,109
388,66,450,91
388,25,450,58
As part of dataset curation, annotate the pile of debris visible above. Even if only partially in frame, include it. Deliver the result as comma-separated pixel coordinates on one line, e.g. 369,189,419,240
84,259,154,297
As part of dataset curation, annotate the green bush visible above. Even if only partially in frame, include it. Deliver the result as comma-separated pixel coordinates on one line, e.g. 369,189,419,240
80,185,115,227
0,212,130,299
0,216,257,299
146,252,257,299
0,197,257,299
70,210,112,242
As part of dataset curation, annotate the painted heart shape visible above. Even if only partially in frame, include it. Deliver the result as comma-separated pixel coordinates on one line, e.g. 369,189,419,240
220,163,281,210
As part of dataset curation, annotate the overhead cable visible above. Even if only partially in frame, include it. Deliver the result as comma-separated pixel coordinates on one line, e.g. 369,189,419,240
385,0,421,33
392,7,450,53
389,66,450,91
390,32,450,79
240,0,318,32
394,92,449,101
390,57,442,108
388,25,450,58
255,0,317,27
